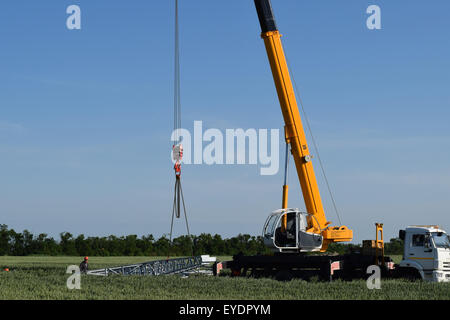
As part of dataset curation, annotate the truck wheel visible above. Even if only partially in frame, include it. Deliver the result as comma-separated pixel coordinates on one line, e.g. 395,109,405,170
275,269,293,282
231,268,241,277
407,269,421,281
400,268,421,281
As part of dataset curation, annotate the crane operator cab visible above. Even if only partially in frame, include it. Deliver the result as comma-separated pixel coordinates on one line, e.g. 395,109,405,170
263,209,323,253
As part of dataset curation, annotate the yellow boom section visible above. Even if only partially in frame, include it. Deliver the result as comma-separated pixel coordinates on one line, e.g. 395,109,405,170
255,0,352,250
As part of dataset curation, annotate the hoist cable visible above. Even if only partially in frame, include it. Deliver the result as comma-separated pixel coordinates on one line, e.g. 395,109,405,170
173,0,181,144
179,182,190,237
169,182,177,242
169,0,192,255
285,55,343,226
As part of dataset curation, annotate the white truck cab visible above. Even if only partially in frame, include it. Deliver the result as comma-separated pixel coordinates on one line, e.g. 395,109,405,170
399,225,450,282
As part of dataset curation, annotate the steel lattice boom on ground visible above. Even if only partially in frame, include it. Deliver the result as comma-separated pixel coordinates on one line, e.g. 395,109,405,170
86,256,215,277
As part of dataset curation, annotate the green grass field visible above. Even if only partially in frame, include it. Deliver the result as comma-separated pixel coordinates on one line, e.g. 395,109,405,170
0,256,449,300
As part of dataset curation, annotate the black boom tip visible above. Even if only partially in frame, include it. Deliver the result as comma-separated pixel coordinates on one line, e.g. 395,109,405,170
254,0,278,33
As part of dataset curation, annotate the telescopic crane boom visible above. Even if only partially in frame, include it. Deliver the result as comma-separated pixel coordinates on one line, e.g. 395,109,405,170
255,0,353,252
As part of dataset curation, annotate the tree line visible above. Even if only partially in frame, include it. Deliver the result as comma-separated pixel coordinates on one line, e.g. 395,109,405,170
0,224,404,256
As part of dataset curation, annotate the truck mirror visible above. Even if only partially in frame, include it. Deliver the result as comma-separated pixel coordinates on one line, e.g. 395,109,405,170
399,230,405,240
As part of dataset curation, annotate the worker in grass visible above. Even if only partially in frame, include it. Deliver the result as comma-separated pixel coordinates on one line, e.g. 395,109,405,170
79,256,89,273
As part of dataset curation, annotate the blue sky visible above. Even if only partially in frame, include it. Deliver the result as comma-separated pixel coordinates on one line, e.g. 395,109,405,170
0,0,449,243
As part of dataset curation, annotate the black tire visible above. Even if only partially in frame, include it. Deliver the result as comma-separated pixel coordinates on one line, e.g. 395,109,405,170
275,269,293,282
399,267,422,281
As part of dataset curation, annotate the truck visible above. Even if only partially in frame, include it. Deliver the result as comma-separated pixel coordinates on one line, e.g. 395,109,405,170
396,226,450,282
214,0,449,283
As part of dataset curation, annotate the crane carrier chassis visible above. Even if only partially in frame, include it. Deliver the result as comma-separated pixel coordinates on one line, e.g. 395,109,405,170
214,253,395,282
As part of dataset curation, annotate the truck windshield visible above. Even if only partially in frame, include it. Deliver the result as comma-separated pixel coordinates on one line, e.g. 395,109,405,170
432,232,450,249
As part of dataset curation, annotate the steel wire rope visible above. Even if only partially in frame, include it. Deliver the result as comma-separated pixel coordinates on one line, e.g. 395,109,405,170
284,54,343,226
169,0,193,257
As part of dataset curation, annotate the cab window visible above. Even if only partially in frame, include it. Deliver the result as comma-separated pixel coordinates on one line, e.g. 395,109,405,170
412,234,424,247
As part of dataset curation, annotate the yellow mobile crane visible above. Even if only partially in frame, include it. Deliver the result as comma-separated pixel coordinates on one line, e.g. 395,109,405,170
217,0,396,281
254,0,353,254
